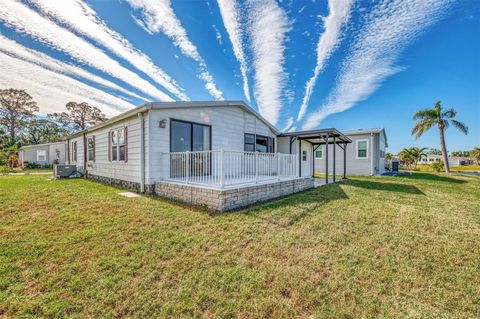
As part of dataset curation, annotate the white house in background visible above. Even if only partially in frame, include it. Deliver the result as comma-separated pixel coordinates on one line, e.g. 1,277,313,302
418,154,472,166
64,101,353,211
313,128,388,176
18,141,67,167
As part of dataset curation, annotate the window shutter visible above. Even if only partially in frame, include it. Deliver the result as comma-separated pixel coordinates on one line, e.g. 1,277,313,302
124,127,128,162
93,136,96,162
108,131,111,162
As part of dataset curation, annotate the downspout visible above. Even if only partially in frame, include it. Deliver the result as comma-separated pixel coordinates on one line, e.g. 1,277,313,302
83,133,87,177
370,133,374,176
138,112,145,193
67,138,70,164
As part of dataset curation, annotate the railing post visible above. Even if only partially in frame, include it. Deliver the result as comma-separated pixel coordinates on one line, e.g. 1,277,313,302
255,151,259,183
277,153,281,180
185,151,190,184
220,149,225,189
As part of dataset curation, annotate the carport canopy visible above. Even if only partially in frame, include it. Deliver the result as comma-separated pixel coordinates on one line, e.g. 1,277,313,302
279,128,352,184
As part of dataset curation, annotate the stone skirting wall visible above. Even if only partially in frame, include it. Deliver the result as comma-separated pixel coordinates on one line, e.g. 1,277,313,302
155,178,314,212
86,174,154,194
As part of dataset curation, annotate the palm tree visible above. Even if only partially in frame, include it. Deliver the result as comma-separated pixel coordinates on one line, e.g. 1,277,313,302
398,148,414,169
409,147,428,169
471,147,480,164
412,101,468,173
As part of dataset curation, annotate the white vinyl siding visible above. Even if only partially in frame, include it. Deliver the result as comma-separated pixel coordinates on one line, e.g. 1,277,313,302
84,114,147,184
314,134,375,176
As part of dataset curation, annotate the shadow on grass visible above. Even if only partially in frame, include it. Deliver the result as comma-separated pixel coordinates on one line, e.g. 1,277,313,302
399,172,466,184
230,183,349,227
346,179,425,195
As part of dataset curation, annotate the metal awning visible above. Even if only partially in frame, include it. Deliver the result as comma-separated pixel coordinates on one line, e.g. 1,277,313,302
278,128,351,145
279,128,352,184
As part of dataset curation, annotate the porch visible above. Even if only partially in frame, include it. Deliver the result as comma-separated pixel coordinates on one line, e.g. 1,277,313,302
160,150,300,189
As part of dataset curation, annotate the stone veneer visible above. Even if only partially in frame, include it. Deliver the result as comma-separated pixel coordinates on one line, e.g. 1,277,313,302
154,178,314,212
87,174,155,194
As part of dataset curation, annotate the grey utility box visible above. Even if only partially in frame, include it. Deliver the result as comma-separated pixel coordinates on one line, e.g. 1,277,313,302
54,164,78,178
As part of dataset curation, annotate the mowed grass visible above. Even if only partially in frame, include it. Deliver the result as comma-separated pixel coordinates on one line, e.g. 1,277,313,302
0,173,479,318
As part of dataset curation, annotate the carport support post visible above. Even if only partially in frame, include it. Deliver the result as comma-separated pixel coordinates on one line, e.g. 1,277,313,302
313,145,320,178
325,132,329,184
333,136,336,182
298,138,302,177
343,142,347,179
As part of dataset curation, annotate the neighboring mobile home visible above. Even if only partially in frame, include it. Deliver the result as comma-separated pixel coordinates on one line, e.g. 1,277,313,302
19,141,67,167
418,154,473,166
313,128,388,176
65,101,354,211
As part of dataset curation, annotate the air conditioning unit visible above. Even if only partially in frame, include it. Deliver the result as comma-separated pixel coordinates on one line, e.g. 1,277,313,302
54,164,82,178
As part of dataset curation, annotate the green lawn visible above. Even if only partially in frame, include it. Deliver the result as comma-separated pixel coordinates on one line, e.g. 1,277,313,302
1,173,479,318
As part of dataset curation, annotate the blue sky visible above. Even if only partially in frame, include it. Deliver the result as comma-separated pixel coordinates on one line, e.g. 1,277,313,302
0,0,478,153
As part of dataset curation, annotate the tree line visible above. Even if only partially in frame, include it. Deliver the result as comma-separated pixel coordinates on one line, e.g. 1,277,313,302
1,88,107,168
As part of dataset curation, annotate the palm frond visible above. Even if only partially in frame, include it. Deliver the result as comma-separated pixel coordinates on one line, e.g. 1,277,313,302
451,119,469,135
442,108,457,119
442,119,450,130
412,108,438,120
411,119,435,139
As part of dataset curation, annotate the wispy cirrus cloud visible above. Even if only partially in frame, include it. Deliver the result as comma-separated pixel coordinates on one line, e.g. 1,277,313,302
0,51,134,116
216,0,250,102
128,0,224,100
303,0,453,130
0,33,148,102
29,0,188,100
296,0,353,122
248,0,290,126
0,0,173,102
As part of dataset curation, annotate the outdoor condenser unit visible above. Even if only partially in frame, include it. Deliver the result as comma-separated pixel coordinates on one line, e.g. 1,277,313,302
54,164,80,178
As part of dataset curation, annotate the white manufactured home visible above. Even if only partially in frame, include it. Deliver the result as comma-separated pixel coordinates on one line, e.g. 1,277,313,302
64,101,373,211
19,141,67,167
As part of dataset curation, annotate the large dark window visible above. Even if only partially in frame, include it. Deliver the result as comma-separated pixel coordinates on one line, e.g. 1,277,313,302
244,134,275,153
170,119,211,152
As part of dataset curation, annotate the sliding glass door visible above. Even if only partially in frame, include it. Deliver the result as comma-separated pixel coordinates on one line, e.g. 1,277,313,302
170,119,211,178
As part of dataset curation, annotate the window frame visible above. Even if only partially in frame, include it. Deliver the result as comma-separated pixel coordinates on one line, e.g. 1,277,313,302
169,118,212,153
244,133,255,152
244,133,275,153
87,136,95,162
110,128,126,162
314,145,324,159
356,139,369,159
72,141,77,162
36,149,47,162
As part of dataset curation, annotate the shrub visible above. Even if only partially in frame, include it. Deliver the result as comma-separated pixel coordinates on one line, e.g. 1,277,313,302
24,162,41,169
431,161,444,172
0,165,12,174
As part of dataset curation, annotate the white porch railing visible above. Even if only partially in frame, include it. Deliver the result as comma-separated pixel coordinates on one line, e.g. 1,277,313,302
162,150,298,189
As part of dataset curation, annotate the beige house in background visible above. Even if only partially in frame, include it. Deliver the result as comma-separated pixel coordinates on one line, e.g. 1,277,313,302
19,141,67,167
